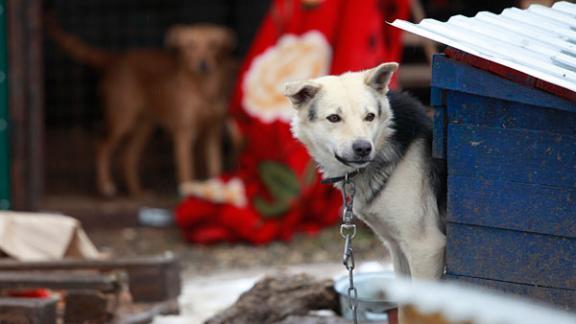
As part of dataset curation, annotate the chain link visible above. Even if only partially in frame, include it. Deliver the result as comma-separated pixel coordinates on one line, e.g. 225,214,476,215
340,174,358,324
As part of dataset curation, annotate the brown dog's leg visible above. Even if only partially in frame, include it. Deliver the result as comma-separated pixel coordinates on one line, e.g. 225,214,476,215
123,120,155,196
97,128,129,197
173,128,196,196
97,93,141,197
205,126,223,178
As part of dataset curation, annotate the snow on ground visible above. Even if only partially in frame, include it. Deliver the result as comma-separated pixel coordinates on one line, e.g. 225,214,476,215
154,260,392,323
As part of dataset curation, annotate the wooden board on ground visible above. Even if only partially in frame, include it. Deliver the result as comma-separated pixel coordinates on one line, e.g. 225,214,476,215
0,297,58,324
0,253,181,302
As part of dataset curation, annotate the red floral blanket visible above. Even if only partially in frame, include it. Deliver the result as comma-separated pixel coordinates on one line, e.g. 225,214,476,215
176,0,409,244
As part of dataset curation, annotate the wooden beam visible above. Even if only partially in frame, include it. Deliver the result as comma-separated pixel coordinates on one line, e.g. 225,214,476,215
0,0,8,210
0,271,121,292
6,0,44,210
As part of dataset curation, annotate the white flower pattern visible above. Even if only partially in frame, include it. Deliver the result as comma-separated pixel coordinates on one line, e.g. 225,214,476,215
243,31,332,123
179,178,247,208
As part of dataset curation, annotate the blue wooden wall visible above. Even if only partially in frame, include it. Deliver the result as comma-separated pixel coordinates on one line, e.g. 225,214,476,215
432,54,576,310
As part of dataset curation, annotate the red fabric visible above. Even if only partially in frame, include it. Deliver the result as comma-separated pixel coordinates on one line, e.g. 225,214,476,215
7,289,51,298
176,0,410,245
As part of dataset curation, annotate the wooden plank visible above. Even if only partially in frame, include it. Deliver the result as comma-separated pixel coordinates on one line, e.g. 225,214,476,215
445,223,576,290
430,86,445,107
0,254,177,270
447,176,576,238
432,106,446,159
446,91,576,137
444,47,576,104
443,274,576,310
431,55,576,114
0,297,58,324
0,271,121,292
0,254,181,302
447,124,576,188
431,87,446,159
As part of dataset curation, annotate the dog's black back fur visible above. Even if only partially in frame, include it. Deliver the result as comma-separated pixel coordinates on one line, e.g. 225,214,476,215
387,91,446,219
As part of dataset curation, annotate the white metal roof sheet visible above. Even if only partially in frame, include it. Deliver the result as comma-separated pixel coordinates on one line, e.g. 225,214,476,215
391,1,576,94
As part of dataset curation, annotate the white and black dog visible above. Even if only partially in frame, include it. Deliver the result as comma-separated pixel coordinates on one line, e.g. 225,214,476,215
284,63,446,279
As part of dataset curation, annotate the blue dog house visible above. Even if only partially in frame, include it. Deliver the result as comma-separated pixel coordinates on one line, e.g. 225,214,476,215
393,1,576,310
432,54,575,309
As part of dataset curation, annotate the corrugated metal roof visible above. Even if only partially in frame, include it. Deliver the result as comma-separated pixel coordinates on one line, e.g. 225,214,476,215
390,1,576,93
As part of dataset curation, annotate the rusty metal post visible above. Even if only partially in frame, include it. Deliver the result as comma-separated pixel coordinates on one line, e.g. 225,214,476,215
0,0,9,210
6,0,44,210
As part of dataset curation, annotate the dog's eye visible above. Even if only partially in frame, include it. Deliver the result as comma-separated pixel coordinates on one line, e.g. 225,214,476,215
326,114,342,123
364,113,376,122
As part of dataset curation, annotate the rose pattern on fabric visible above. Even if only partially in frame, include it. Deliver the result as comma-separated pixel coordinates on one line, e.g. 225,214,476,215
242,31,331,123
175,0,411,245
180,178,247,208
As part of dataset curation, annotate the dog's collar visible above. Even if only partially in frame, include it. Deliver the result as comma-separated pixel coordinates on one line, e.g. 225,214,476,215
321,169,363,184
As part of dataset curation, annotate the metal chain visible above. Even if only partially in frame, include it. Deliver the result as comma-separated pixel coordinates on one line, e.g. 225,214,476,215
340,174,358,323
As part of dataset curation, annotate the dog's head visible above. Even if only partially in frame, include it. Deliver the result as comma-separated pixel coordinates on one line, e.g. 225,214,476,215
284,63,398,175
166,24,236,74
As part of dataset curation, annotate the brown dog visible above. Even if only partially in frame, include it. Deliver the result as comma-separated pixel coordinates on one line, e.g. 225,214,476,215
48,20,239,197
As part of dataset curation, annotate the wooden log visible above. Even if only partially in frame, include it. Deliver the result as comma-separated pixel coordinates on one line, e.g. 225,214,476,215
0,254,181,302
0,297,58,324
206,274,339,324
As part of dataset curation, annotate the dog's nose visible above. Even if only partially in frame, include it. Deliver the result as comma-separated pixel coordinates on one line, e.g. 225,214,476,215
197,60,209,73
352,140,372,157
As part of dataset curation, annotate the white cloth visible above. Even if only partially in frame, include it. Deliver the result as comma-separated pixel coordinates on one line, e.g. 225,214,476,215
0,211,100,261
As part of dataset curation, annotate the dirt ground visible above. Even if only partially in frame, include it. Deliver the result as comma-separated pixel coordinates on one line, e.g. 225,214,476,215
87,225,388,277
87,225,390,322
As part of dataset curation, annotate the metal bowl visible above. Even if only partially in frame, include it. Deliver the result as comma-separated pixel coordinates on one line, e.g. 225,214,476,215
334,271,398,322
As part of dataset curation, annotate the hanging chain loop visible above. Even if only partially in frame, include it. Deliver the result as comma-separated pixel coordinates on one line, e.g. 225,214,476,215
340,174,358,323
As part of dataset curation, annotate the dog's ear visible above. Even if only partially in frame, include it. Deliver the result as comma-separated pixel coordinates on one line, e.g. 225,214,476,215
165,25,187,49
283,81,321,108
365,62,399,93
221,28,237,53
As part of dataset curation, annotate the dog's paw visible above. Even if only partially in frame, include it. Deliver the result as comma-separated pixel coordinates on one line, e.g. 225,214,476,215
178,181,199,197
178,179,247,207
99,183,117,198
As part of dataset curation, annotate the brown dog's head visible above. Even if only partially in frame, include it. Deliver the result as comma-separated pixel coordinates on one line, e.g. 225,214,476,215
166,24,235,74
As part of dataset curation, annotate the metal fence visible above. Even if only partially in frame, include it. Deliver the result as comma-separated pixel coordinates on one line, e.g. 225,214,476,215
43,0,269,195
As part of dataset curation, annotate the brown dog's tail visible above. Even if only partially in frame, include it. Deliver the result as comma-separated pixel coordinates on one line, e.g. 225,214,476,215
45,14,115,68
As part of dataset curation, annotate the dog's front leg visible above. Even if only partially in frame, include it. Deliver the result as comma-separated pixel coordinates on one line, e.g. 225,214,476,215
402,228,446,280
205,125,223,178
394,230,444,324
386,241,412,277
173,128,197,195
123,121,154,196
